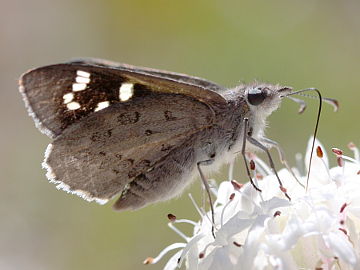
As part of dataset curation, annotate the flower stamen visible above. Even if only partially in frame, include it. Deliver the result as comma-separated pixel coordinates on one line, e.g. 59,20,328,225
143,243,186,265
348,142,360,162
221,193,236,226
233,241,242,247
168,222,190,242
231,180,243,191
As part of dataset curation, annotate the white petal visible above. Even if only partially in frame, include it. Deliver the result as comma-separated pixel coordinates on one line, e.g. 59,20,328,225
260,197,290,213
304,137,330,184
215,215,254,246
199,245,235,270
164,250,183,270
324,231,358,266
236,216,267,269
178,233,206,268
215,181,235,206
305,137,329,167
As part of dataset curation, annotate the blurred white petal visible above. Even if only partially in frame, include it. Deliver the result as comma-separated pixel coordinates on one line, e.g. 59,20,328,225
147,139,360,270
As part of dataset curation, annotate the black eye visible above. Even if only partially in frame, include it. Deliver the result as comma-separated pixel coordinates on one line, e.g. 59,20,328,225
247,87,267,106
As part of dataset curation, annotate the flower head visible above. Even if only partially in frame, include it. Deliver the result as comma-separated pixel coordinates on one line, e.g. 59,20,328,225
145,138,360,270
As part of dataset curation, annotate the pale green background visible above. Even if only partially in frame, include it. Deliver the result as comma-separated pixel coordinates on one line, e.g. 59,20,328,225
1,0,359,269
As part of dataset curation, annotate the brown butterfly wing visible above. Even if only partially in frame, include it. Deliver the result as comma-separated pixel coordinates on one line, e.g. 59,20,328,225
20,63,226,138
69,58,224,92
45,92,215,203
20,62,227,204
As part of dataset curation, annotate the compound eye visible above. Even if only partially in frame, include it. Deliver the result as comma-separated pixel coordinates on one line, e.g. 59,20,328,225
247,87,268,106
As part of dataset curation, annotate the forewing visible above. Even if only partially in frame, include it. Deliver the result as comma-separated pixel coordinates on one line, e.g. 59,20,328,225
19,63,226,138
70,58,225,92
45,93,213,203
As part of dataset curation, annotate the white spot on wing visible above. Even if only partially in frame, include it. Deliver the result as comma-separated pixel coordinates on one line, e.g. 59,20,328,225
119,83,134,101
94,101,110,112
76,76,91,84
72,70,91,91
66,101,81,110
63,93,74,104
76,70,90,78
72,83,87,91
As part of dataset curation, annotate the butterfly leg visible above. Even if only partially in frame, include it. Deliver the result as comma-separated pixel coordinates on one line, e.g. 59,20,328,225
197,159,216,238
241,118,262,192
246,135,291,201
261,138,304,188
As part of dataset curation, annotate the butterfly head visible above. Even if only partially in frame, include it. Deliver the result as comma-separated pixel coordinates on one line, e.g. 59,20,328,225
244,83,292,117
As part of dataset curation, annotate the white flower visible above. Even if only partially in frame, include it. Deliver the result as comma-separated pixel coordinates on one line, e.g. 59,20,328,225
145,138,360,270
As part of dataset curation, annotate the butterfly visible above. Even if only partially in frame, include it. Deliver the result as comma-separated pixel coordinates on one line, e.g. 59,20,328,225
20,58,335,211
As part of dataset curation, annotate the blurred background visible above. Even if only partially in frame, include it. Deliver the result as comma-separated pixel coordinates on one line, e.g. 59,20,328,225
1,0,359,269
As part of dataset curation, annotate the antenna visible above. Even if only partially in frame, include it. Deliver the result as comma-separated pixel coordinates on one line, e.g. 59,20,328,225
282,88,339,189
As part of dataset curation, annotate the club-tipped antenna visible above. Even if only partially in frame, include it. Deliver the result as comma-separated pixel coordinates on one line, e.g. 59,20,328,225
285,90,339,113
282,88,339,190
